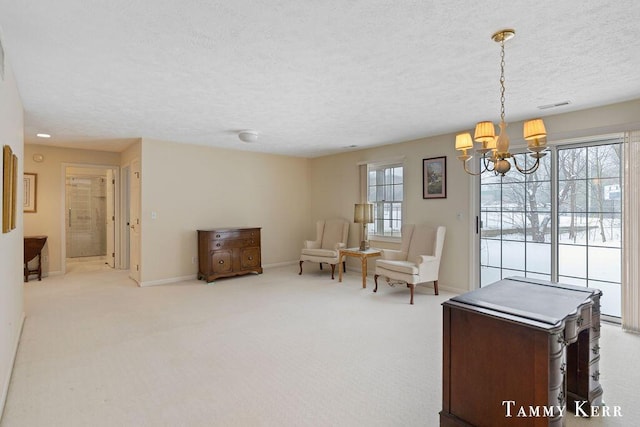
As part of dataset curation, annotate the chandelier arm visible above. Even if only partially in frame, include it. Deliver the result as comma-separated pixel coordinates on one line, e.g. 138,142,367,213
461,159,485,176
460,153,496,176
512,155,540,175
483,155,496,172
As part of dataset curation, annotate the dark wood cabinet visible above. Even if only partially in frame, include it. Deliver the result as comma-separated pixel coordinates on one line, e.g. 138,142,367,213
441,277,602,427
197,227,262,282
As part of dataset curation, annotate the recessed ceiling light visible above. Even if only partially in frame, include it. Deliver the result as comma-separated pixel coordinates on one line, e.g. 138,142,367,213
36,133,51,138
238,130,259,143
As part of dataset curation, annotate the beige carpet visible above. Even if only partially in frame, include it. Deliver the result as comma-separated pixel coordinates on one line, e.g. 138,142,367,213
2,263,639,426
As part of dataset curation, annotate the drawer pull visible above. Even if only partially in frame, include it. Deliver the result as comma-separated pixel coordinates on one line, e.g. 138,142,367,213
216,234,221,238
592,370,600,381
577,316,584,327
592,344,600,355
560,362,566,375
248,256,253,260
218,260,224,264
216,243,221,247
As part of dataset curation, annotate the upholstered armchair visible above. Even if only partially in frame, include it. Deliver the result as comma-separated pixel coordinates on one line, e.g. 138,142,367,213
299,219,349,279
374,224,446,304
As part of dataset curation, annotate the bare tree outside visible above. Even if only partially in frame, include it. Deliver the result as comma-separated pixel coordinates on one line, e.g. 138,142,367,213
479,141,622,317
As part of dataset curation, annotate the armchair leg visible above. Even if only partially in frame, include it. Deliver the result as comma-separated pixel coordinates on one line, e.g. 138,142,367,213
343,261,346,273
410,284,415,305
374,274,379,292
434,280,439,295
319,263,323,270
330,264,336,280
299,260,303,275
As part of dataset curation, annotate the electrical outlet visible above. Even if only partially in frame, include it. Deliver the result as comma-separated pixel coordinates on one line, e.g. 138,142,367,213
192,256,197,264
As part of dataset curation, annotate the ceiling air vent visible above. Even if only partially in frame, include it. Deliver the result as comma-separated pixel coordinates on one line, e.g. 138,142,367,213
537,101,571,110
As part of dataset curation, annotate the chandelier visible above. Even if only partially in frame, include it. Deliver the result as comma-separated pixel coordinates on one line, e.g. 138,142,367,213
455,29,548,176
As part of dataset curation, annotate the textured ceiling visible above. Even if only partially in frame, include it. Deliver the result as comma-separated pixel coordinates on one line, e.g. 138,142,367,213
1,1,640,157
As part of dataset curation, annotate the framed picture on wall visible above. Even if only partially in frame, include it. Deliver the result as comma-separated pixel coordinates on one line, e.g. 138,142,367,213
24,172,37,213
2,146,19,232
423,156,446,199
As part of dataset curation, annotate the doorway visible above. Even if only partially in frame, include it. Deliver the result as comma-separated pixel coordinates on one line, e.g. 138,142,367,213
63,165,120,271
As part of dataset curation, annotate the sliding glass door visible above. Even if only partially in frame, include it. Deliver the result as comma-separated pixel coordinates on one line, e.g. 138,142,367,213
557,144,622,317
479,138,622,318
480,153,552,284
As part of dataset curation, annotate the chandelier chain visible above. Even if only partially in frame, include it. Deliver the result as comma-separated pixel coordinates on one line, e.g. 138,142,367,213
499,38,506,123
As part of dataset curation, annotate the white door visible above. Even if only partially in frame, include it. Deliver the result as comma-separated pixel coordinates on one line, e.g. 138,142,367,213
106,169,116,268
129,159,141,283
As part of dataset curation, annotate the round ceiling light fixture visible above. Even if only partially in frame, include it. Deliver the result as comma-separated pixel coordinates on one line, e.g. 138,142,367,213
238,130,259,143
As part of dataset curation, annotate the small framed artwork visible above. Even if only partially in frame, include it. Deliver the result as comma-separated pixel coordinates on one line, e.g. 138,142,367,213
423,156,447,199
24,172,37,213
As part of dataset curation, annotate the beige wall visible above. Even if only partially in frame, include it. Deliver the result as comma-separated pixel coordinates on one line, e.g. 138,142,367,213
309,134,471,293
309,99,640,294
0,64,24,417
139,138,311,285
23,145,122,274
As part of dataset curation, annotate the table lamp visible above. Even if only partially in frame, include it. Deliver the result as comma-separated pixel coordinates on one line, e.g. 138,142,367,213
354,203,374,251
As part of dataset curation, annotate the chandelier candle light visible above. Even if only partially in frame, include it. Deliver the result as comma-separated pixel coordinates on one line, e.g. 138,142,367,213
455,29,549,176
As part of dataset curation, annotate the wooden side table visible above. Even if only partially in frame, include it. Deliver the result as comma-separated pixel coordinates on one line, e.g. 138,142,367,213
338,248,382,288
24,235,47,282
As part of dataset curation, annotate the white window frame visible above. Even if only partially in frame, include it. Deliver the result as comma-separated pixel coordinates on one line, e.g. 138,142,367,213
367,161,404,240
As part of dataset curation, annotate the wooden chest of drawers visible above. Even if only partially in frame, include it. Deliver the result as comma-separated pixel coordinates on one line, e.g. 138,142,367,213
197,227,262,282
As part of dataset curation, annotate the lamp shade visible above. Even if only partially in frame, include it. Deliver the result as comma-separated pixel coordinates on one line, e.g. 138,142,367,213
455,133,473,151
354,203,374,224
474,121,496,143
523,119,547,140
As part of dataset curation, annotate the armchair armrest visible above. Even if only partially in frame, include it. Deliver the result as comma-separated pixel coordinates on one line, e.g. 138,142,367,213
416,255,440,279
335,242,347,250
381,249,407,261
416,255,437,264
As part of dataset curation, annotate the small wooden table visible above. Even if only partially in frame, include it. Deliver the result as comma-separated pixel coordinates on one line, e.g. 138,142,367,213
24,235,47,282
338,248,382,288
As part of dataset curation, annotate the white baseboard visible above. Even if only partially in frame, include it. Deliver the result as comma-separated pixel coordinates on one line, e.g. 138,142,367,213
0,312,25,421
140,274,198,287
262,261,297,269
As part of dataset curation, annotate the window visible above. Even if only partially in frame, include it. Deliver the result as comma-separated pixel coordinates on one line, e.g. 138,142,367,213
479,138,622,318
368,163,403,238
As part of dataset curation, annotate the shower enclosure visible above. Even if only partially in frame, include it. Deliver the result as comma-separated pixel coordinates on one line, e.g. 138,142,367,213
65,173,107,258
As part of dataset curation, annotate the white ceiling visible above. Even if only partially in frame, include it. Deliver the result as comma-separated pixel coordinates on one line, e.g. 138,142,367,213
1,1,640,157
